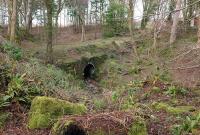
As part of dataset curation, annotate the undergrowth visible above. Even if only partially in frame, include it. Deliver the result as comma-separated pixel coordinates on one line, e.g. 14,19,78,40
0,52,84,109
1,42,22,60
172,113,200,135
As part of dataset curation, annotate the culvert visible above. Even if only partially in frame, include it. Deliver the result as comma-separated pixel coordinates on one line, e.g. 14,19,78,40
83,63,95,79
63,123,86,135
52,112,147,135
57,54,107,80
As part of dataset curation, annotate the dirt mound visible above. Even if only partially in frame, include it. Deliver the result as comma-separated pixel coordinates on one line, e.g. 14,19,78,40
170,47,200,88
52,111,147,135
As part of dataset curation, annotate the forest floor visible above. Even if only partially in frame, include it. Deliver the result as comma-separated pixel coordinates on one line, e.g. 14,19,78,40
1,27,200,135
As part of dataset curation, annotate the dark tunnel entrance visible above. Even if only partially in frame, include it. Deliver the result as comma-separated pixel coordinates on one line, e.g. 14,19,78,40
64,124,86,135
83,63,95,79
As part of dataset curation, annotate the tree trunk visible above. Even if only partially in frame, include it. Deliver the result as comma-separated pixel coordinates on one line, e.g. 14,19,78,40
26,0,32,33
94,2,98,39
141,17,148,29
7,0,13,36
141,0,150,29
81,22,86,42
169,0,181,45
10,0,17,42
55,0,62,28
45,0,53,63
128,0,134,37
197,17,200,47
81,11,86,42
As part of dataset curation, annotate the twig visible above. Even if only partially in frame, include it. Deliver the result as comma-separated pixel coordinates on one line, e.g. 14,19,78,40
169,46,200,62
169,64,200,70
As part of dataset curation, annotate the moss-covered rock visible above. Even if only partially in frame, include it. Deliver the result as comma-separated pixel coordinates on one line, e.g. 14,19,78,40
28,96,87,129
152,102,195,115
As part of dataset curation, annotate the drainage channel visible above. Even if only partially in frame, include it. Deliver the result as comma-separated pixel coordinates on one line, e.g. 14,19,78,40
83,63,101,94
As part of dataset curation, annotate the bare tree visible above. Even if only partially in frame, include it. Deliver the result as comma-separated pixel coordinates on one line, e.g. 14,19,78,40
128,0,135,37
7,0,13,36
197,16,200,47
44,0,53,63
152,0,169,48
25,0,33,32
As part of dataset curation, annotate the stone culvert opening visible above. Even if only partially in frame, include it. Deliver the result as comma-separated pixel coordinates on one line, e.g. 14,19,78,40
83,63,95,79
63,123,86,135
52,112,148,135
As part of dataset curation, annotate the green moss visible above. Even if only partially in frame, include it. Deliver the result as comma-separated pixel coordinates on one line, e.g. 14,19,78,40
128,120,148,135
152,102,195,115
28,96,87,129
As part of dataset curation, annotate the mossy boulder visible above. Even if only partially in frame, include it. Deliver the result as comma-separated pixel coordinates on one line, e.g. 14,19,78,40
152,102,195,115
28,96,87,129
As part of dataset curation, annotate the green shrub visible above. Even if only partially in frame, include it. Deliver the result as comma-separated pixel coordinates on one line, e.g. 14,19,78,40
93,98,107,111
0,95,10,109
2,42,22,60
5,74,37,104
17,59,83,96
172,113,200,135
165,85,187,97
111,91,120,101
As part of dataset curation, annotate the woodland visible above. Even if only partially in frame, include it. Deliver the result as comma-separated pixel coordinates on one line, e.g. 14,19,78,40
0,0,200,135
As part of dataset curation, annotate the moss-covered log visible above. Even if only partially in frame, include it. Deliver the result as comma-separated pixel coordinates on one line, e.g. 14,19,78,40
52,111,147,135
28,96,87,129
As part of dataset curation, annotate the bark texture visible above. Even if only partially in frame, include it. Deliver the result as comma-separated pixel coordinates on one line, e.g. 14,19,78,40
10,0,17,42
45,0,53,63
170,0,181,45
